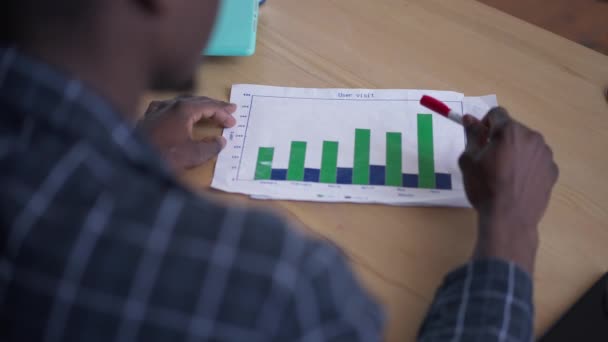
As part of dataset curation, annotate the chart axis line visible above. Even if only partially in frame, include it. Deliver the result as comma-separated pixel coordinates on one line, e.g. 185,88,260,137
236,94,255,180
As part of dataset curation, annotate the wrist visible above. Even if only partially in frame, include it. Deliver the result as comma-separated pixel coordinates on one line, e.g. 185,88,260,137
473,212,539,275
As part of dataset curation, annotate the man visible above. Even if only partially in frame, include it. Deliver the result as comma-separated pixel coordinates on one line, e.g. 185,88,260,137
0,0,558,341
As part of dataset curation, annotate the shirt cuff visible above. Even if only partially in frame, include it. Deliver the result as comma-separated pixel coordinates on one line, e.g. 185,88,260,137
441,258,534,318
419,258,535,342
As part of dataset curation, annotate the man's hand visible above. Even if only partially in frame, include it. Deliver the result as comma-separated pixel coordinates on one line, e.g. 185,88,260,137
138,96,237,170
459,107,559,274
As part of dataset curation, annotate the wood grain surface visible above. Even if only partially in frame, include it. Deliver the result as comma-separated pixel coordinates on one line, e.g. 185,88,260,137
479,0,608,55
143,0,608,340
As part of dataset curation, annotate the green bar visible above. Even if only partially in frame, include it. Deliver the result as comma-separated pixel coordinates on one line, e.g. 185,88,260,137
320,141,339,183
287,141,307,181
386,132,403,186
353,129,371,184
255,147,274,180
417,114,436,188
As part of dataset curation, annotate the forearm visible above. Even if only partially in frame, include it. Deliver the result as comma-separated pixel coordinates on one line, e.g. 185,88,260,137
418,258,534,342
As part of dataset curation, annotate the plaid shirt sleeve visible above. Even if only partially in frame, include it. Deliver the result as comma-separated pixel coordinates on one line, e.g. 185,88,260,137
418,259,534,342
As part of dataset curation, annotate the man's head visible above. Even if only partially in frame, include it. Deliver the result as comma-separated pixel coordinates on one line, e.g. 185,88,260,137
2,0,221,92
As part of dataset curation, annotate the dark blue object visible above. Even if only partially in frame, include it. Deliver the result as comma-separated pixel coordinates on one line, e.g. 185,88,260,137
435,173,452,190
304,168,320,182
402,174,419,188
369,165,386,186
336,168,353,184
268,166,452,190
270,169,287,181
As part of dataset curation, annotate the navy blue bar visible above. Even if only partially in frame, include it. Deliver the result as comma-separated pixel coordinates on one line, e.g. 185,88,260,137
272,168,450,189
435,173,452,190
369,165,385,186
402,174,418,188
336,168,353,184
304,168,320,182
270,169,287,181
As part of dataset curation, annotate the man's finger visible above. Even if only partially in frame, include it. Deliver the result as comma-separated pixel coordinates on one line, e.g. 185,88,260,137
463,114,487,155
483,107,511,139
180,99,237,128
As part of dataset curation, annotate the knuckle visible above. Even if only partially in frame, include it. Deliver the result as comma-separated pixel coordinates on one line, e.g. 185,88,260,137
146,100,162,111
172,99,185,108
176,94,194,100
195,96,216,105
174,99,192,112
496,106,509,115
488,106,509,118
526,129,542,142
487,106,511,124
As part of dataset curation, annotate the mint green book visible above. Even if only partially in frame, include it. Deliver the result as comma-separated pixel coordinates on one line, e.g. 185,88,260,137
205,0,259,56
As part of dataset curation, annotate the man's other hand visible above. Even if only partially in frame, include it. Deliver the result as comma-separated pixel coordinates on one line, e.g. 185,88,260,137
138,96,237,170
459,107,559,274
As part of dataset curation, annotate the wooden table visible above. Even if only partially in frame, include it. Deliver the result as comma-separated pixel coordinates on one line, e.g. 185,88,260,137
478,0,608,56
151,0,608,340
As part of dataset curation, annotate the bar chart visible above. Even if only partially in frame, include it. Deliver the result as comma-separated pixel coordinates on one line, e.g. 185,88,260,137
253,118,452,190
213,84,496,206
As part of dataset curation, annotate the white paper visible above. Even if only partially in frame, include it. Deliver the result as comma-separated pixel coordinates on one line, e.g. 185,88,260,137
212,85,497,207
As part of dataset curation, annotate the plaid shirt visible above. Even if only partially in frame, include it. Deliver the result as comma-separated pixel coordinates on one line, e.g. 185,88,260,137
0,47,533,342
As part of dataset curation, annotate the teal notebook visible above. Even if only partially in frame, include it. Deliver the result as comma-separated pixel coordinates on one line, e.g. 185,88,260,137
204,0,259,56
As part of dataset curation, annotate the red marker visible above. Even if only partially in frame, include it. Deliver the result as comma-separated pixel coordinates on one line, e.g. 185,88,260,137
420,95,463,125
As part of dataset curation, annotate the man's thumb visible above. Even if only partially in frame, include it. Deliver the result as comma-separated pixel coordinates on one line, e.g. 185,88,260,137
191,136,226,165
463,115,486,154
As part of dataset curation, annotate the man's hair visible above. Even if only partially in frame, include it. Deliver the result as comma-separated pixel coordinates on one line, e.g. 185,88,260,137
2,0,97,44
